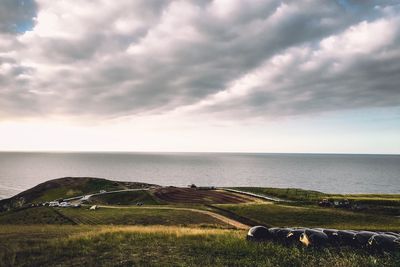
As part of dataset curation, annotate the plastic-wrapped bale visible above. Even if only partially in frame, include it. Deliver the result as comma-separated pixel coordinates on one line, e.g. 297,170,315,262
299,229,329,247
246,226,272,241
384,232,400,238
354,231,376,248
286,229,305,245
268,227,282,241
367,234,400,252
322,229,339,245
276,228,293,244
337,230,358,247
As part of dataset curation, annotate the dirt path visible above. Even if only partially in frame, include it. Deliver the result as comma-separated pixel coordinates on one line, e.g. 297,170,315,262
97,205,249,229
64,188,149,202
222,188,286,202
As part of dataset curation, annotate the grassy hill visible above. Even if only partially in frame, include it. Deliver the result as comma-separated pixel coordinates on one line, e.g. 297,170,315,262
0,177,157,211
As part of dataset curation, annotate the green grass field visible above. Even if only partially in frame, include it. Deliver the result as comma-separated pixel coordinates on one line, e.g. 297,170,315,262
231,187,400,204
0,225,399,267
58,207,229,227
0,207,74,225
0,206,230,228
1,180,400,266
217,203,400,231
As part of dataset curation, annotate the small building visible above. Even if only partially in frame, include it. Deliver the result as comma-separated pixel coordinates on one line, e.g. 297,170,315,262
197,186,216,190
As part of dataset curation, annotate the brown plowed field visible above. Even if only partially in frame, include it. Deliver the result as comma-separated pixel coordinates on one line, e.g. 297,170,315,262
153,187,254,204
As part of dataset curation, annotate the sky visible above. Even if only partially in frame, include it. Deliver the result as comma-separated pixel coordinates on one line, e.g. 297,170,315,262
0,0,399,154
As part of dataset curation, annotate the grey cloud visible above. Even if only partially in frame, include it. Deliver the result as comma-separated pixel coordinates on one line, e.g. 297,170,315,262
0,0,37,33
205,37,400,118
0,0,399,120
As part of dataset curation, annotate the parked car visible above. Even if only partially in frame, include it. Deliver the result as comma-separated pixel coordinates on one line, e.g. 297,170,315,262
49,201,59,207
318,199,332,207
59,202,72,208
333,199,351,208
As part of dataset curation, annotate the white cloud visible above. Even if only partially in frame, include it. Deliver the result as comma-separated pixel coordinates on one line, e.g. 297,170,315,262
320,19,396,55
0,0,399,121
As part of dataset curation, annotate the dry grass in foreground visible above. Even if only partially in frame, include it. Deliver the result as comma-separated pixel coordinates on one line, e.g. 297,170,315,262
0,225,399,267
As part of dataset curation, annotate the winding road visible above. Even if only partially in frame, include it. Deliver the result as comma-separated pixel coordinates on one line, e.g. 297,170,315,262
63,188,149,202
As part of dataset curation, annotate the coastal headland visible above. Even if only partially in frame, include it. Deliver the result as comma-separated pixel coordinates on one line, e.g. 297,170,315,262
0,177,399,266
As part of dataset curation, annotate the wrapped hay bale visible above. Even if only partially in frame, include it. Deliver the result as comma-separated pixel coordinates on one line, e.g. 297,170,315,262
299,229,329,247
246,226,272,241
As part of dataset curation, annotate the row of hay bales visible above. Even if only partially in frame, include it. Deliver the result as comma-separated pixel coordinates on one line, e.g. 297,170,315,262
247,226,400,252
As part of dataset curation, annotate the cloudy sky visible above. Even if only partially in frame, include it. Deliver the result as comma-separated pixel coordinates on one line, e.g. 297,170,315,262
0,0,399,153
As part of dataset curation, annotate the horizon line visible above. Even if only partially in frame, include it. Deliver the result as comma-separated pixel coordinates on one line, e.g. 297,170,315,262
0,149,398,156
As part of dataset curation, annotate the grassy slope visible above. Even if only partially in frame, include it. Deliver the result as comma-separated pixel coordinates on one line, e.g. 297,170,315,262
229,187,400,217
0,225,399,267
31,178,150,202
0,207,74,225
231,187,400,203
0,206,230,228
89,190,162,205
0,177,157,212
217,203,400,231
58,207,229,227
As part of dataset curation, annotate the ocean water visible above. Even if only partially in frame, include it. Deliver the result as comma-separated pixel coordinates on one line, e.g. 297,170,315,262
0,152,399,199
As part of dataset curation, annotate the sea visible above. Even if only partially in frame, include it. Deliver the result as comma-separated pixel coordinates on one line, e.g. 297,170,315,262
0,152,399,199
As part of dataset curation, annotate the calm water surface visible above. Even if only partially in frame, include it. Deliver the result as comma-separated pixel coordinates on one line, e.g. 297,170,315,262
0,152,399,199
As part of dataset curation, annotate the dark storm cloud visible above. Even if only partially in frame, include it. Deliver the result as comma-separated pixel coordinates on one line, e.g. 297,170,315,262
0,0,399,120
